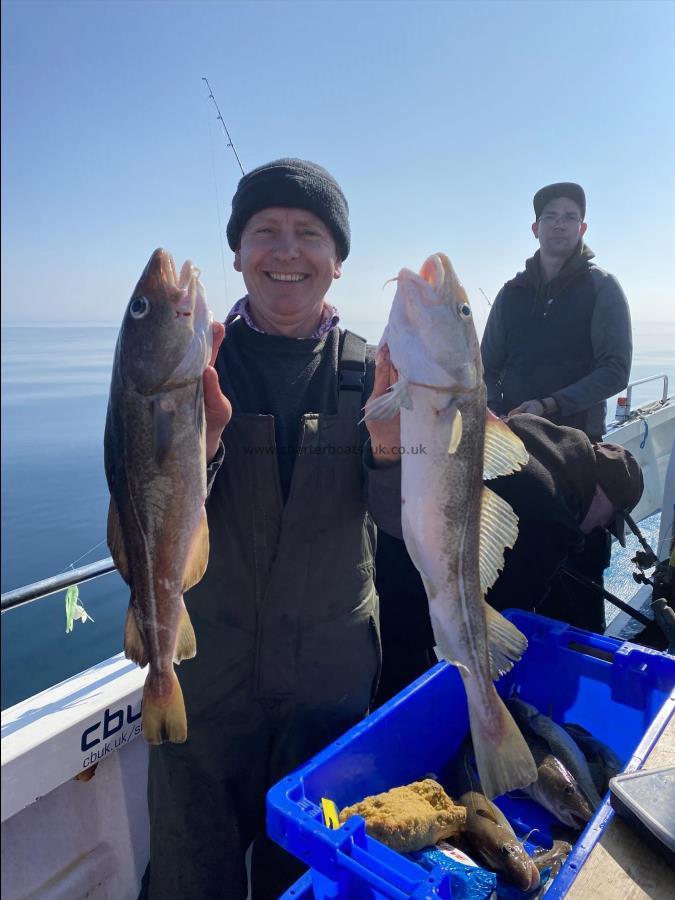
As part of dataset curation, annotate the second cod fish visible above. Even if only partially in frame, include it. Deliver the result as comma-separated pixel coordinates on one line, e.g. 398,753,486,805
508,700,594,829
105,248,213,745
509,699,603,809
364,253,537,799
459,790,541,891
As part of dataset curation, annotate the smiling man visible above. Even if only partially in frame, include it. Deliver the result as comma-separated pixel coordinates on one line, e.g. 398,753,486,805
232,206,344,335
140,159,402,900
481,182,632,443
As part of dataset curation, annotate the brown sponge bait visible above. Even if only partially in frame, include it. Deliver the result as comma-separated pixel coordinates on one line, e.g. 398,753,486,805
338,779,467,853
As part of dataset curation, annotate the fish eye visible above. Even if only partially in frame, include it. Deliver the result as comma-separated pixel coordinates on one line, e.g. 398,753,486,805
502,844,516,856
458,303,472,319
130,296,150,319
563,785,574,795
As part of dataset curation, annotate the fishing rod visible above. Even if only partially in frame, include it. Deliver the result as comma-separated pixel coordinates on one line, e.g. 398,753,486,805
478,288,492,308
202,77,245,176
625,512,659,571
559,567,653,628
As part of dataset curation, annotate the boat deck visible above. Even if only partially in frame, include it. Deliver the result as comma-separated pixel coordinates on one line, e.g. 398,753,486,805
567,704,675,899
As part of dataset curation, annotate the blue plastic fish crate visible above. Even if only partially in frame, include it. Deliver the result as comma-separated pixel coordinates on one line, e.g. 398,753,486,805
267,611,675,899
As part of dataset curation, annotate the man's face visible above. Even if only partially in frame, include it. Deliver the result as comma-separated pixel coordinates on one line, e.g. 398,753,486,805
234,207,342,325
532,197,587,259
579,484,615,534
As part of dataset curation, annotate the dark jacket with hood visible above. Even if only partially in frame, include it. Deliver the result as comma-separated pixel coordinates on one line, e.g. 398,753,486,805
480,242,632,441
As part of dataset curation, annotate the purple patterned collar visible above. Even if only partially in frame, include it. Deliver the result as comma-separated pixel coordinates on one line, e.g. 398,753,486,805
225,296,340,339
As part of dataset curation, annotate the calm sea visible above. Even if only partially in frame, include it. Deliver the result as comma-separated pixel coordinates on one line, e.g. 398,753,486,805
1,321,674,709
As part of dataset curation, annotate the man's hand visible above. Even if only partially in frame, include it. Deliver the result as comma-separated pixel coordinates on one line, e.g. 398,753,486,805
508,396,558,418
365,344,401,468
204,322,232,462
508,399,545,417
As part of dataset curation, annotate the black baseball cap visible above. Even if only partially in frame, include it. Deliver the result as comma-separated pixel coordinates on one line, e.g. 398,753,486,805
534,183,586,220
593,443,644,546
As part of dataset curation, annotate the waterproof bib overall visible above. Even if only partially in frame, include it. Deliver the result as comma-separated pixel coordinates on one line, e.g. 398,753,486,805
144,330,380,900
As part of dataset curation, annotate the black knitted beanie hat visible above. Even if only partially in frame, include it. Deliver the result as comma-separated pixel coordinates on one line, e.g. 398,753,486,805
226,158,350,260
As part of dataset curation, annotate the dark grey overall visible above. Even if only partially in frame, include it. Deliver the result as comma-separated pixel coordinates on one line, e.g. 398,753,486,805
143,331,381,899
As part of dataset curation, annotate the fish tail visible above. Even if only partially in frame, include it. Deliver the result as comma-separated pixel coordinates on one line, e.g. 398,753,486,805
142,670,188,745
466,685,537,799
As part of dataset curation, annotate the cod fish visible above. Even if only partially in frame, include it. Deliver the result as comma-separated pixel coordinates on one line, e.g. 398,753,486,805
364,253,537,799
509,700,602,809
105,248,213,745
459,790,540,891
508,702,594,829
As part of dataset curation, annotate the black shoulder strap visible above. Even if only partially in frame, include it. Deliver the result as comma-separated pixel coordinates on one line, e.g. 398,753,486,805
339,330,367,395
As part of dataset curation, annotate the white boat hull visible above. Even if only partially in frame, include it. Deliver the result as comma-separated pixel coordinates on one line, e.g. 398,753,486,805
604,400,675,525
1,657,147,900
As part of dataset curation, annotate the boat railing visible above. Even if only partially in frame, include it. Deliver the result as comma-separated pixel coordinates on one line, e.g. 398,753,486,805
1,557,117,613
2,376,671,611
624,373,670,417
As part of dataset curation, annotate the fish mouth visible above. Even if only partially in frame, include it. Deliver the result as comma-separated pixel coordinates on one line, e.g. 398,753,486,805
571,811,590,829
557,808,590,830
170,259,199,317
158,252,213,376
396,255,450,306
141,249,199,318
526,863,541,891
144,248,179,289
419,253,471,305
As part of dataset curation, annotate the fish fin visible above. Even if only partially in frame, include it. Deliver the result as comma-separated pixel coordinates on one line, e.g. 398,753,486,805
483,410,529,479
362,379,412,422
447,407,463,454
141,671,187,745
173,600,197,663
182,512,210,592
464,682,538,799
107,496,129,582
479,486,520,595
152,398,176,466
124,604,148,667
484,603,528,680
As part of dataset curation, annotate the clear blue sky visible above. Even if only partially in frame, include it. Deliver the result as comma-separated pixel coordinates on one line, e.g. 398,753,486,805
2,0,674,340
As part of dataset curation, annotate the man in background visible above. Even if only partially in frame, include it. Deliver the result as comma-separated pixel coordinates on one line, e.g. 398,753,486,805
480,182,634,629
481,181,632,442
